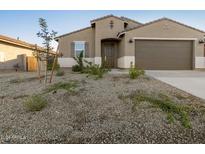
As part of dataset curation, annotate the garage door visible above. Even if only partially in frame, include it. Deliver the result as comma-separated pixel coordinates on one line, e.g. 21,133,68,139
135,40,193,70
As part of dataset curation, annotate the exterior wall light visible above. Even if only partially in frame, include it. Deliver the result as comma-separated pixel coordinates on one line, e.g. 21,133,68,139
199,39,205,44
129,39,133,43
110,20,114,29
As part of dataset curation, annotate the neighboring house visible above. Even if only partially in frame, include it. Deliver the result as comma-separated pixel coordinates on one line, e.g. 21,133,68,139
55,15,205,70
0,34,46,71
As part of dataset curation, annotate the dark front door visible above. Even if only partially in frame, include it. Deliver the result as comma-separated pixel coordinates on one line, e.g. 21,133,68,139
102,42,116,68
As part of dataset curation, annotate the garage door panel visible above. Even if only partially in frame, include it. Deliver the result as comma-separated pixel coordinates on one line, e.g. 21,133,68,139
135,40,192,70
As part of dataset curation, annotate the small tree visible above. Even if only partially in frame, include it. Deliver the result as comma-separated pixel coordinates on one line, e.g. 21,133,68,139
36,18,57,84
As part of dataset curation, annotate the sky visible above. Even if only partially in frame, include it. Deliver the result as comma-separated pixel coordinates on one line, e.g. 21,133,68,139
0,10,205,49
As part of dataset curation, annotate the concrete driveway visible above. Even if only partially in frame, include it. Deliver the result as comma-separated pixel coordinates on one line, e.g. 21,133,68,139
146,70,205,100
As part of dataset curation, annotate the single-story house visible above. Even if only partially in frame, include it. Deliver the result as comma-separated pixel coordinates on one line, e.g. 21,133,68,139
55,14,205,70
0,34,52,71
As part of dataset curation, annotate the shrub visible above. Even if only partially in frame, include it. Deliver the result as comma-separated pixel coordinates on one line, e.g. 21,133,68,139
47,62,60,71
121,91,192,128
9,78,23,83
167,113,175,124
73,51,84,72
72,53,109,78
56,69,65,76
88,64,104,78
72,64,81,72
83,60,109,79
129,62,145,79
47,56,60,71
44,81,77,93
23,95,47,111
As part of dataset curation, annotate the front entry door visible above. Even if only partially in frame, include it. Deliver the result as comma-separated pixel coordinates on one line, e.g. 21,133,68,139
102,42,115,68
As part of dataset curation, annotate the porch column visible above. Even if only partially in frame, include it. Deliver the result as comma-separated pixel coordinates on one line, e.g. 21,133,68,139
94,39,102,65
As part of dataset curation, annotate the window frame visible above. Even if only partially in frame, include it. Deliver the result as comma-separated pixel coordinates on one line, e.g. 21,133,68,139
74,41,85,57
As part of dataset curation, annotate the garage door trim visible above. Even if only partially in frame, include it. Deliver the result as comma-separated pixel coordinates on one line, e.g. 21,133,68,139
134,39,195,70
133,37,197,41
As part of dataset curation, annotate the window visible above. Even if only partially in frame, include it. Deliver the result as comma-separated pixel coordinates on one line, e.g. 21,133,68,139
74,41,85,57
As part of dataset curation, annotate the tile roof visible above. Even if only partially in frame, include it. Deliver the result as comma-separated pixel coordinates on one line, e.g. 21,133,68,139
55,27,92,39
90,14,126,23
90,14,142,25
120,16,143,25
118,17,205,36
55,15,143,38
0,34,44,51
0,34,56,55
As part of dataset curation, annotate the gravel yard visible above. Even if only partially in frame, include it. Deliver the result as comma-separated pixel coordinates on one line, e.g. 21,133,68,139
0,69,205,144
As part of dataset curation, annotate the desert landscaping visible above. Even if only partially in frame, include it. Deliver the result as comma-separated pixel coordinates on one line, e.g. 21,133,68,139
0,69,205,143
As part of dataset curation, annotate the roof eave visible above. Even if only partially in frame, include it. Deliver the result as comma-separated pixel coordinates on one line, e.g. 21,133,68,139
0,38,45,52
55,26,92,39
90,14,129,24
120,16,143,25
120,17,205,34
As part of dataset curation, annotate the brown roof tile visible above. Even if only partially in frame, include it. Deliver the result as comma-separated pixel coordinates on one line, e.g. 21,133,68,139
0,34,56,55
90,14,143,25
90,14,127,23
120,16,143,25
55,27,92,39
0,34,44,51
118,17,205,36
56,15,143,38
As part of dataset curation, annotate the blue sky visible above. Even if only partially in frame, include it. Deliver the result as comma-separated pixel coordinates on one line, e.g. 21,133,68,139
1,10,205,49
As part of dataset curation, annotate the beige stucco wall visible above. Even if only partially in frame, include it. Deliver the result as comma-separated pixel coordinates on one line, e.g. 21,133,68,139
123,19,205,57
58,27,95,58
57,17,205,68
94,17,126,57
0,42,34,69
57,16,141,59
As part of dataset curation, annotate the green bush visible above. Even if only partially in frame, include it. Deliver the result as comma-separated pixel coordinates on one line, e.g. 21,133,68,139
73,51,84,72
23,95,47,111
72,52,109,78
122,91,192,128
47,60,60,71
83,60,109,79
87,64,104,78
72,64,81,72
129,62,145,79
46,56,60,71
44,82,77,93
56,69,65,76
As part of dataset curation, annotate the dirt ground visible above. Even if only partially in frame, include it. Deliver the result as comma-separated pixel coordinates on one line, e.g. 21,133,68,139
0,69,205,144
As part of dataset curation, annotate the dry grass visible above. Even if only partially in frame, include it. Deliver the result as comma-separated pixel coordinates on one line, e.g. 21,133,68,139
44,81,77,94
119,90,196,128
23,95,47,112
9,75,44,84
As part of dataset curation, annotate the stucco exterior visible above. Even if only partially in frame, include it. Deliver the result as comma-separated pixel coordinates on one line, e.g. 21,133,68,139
58,27,95,58
0,35,46,70
56,15,205,69
123,19,204,57
94,16,128,57
0,41,34,69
